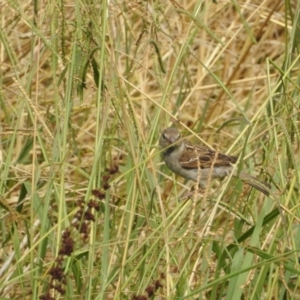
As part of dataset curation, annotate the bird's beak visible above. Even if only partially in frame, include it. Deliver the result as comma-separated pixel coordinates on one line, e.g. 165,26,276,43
169,137,176,144
169,135,180,144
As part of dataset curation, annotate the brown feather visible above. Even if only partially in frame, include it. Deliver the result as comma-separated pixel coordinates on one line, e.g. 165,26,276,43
179,141,237,169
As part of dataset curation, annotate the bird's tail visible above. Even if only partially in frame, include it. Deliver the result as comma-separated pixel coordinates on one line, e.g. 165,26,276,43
238,171,271,196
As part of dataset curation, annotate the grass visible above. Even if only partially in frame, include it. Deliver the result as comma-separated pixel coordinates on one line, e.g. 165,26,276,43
1,0,300,299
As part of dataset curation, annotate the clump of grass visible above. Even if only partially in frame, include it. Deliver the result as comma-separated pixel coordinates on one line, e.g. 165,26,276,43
0,0,300,299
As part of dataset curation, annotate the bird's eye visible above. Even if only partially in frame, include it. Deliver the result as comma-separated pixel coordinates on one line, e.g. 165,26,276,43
162,133,167,140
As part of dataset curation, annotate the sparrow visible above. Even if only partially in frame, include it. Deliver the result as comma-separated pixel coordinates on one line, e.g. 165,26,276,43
159,127,271,196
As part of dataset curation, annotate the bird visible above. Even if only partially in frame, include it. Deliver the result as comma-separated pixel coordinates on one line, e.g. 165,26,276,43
159,127,271,196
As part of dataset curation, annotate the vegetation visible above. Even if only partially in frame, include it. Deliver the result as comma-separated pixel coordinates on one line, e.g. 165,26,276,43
1,0,299,299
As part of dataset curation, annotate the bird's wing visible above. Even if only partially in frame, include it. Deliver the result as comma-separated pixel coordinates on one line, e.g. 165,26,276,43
179,141,237,169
